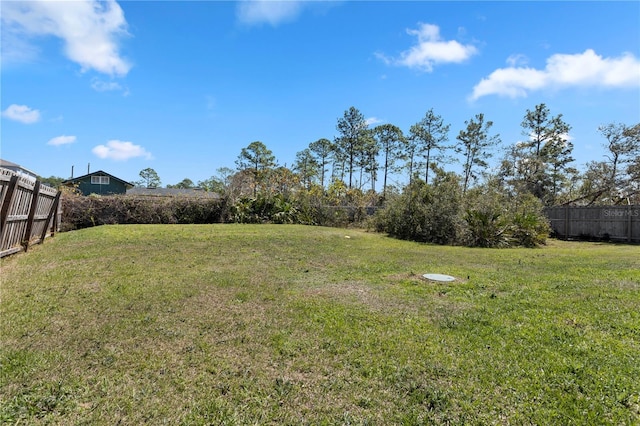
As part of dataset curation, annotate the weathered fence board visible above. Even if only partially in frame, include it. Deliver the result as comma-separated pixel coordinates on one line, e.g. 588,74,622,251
0,168,61,257
546,205,639,243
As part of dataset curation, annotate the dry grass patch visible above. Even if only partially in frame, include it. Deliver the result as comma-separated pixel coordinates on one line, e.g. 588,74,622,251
302,281,380,306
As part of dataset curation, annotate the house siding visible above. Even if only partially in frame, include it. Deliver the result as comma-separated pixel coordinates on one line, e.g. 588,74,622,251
76,177,127,195
64,171,132,196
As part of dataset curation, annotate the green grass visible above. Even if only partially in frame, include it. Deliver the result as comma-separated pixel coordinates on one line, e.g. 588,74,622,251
1,224,639,424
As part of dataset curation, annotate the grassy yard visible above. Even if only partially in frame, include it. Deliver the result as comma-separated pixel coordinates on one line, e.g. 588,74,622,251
1,224,639,424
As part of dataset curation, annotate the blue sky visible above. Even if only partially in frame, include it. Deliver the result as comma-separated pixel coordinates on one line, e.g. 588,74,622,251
2,1,639,187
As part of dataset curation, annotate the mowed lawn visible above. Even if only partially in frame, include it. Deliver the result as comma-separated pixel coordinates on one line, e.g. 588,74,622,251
1,224,639,425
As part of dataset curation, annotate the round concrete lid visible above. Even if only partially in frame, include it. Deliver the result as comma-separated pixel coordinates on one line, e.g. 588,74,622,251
423,273,456,282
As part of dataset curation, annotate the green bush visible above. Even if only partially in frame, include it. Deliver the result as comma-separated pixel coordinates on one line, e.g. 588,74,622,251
462,186,510,248
61,190,375,230
463,209,509,248
61,194,228,230
375,176,550,248
290,185,378,228
232,194,299,224
506,193,550,247
462,187,549,248
374,172,463,245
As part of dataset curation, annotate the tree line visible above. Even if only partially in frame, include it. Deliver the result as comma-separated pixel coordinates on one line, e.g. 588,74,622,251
138,104,637,207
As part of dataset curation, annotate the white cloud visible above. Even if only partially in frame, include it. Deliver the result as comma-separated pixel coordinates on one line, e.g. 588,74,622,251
236,1,304,26
0,30,40,64
471,49,640,100
366,117,383,126
1,0,131,76
506,54,528,67
380,23,478,72
92,140,152,161
91,78,121,92
1,104,41,124
91,78,130,96
520,132,574,147
48,135,77,146
561,133,573,143
471,67,548,99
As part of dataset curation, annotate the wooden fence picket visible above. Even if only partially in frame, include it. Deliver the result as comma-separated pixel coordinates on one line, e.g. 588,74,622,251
0,169,61,258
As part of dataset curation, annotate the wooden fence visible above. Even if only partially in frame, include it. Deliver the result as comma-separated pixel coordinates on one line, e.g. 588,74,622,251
545,205,639,243
0,168,61,258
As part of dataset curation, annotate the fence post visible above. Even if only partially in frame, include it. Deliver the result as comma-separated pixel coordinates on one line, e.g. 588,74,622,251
0,175,19,242
40,191,61,244
564,204,570,240
629,205,633,243
23,180,41,252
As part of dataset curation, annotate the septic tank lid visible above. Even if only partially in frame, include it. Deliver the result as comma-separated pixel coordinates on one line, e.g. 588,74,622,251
423,273,456,282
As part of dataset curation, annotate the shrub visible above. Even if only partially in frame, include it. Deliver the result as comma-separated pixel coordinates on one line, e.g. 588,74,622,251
290,184,378,228
462,186,510,248
463,209,509,248
375,175,550,248
232,194,299,224
374,172,463,245
61,194,228,230
462,187,549,248
506,193,550,247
